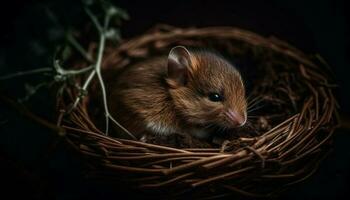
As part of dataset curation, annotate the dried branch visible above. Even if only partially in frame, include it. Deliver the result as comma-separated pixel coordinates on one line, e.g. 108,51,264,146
0,2,135,139
66,33,94,63
76,6,135,139
0,68,52,81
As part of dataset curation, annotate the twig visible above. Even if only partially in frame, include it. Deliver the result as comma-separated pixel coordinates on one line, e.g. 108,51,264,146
53,60,94,76
85,7,103,33
83,7,135,139
0,68,52,81
66,33,94,63
69,70,96,112
19,82,49,103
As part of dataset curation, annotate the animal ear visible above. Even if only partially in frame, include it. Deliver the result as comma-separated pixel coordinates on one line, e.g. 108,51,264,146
166,46,192,88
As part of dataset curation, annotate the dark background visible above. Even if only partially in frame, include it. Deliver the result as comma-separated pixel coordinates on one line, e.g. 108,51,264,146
0,0,348,199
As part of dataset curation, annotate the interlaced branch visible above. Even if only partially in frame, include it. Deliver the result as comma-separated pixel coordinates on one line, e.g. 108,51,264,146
0,2,135,139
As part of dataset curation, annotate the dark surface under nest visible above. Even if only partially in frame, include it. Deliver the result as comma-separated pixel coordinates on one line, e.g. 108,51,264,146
57,25,338,198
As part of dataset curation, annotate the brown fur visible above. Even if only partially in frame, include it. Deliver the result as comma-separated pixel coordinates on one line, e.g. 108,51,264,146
106,48,247,139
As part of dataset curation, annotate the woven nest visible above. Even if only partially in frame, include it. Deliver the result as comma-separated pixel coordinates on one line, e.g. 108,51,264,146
57,25,339,199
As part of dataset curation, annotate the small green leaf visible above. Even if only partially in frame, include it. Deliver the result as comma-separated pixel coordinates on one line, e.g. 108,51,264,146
107,6,118,16
118,8,129,20
105,4,129,20
24,83,36,95
61,45,73,61
105,28,121,41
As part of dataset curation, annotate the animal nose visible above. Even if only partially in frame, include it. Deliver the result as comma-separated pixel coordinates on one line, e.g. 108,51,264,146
226,110,246,126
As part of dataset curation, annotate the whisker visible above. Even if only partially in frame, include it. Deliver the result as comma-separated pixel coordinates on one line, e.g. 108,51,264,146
217,126,222,132
204,123,215,129
247,105,264,114
246,92,260,101
247,95,263,106
247,115,260,118
246,93,255,102
247,103,263,112
220,126,226,133
247,98,264,109
245,122,256,129
248,105,265,113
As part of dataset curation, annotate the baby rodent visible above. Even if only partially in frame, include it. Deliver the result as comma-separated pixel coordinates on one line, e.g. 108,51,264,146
107,46,247,140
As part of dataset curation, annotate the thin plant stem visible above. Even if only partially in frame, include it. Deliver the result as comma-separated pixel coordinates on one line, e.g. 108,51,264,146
66,33,94,63
0,68,52,81
85,7,103,33
54,60,94,76
86,8,135,139
69,70,96,113
19,82,48,103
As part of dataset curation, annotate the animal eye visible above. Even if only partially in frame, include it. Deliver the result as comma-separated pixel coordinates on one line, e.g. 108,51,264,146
208,93,223,102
